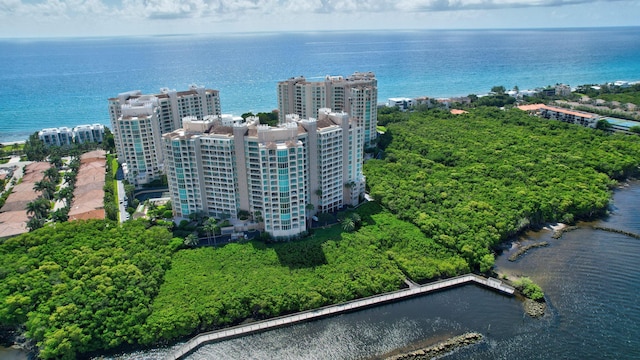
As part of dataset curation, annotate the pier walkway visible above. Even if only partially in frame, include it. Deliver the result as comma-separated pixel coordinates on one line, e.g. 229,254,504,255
165,274,514,360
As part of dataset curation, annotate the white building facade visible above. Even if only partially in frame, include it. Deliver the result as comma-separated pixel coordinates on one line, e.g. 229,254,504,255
277,72,378,148
73,124,105,144
38,127,73,147
162,109,366,240
109,85,221,186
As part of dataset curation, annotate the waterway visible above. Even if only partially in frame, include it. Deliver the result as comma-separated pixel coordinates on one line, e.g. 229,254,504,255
4,182,640,359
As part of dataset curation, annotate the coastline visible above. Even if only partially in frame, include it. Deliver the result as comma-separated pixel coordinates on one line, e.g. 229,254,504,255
0,141,26,146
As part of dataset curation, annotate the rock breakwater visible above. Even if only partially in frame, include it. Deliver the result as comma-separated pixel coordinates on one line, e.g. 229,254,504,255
592,226,640,239
509,242,549,262
385,332,483,360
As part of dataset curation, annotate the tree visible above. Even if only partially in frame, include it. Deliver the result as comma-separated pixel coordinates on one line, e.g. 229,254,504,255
203,217,218,245
51,208,69,223
23,132,48,161
124,182,135,202
103,127,116,153
257,111,279,126
33,180,55,201
184,233,199,247
596,119,612,131
48,152,64,169
55,187,74,207
341,217,355,232
241,112,255,119
43,167,60,184
63,172,77,187
26,197,50,221
491,85,506,95
26,216,45,231
350,213,362,227
630,125,640,134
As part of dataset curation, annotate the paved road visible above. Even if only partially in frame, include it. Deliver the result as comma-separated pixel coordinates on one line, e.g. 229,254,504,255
116,180,129,222
0,159,32,192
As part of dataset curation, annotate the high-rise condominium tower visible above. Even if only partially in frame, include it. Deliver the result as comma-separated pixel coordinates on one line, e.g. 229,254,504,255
108,84,221,186
162,109,365,240
277,72,378,148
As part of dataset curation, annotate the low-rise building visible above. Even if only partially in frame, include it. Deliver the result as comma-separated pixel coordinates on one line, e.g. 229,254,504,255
38,127,73,147
73,124,105,144
538,105,599,127
387,97,415,110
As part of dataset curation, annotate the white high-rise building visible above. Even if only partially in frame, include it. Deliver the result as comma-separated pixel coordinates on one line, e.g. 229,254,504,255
162,109,365,240
277,72,378,148
109,84,221,186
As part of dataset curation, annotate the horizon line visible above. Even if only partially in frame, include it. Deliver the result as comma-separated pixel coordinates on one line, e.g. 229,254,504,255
1,25,638,41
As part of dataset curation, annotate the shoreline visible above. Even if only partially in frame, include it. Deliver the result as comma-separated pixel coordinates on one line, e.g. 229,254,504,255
0,141,26,146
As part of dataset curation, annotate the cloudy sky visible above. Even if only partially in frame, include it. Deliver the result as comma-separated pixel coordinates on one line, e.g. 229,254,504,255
0,0,638,38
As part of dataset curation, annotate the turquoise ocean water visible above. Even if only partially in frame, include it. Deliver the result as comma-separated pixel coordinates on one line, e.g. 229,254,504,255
1,27,640,142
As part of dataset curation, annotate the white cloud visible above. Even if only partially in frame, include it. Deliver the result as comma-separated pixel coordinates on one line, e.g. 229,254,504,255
0,0,637,37
0,0,630,19
399,0,628,12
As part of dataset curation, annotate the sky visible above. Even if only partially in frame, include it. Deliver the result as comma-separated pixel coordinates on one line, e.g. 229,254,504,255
0,0,638,38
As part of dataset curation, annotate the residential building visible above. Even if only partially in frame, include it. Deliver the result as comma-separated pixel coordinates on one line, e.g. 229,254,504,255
73,124,105,144
109,84,221,186
162,109,365,240
277,72,378,148
38,127,73,147
387,97,416,110
555,84,572,97
538,105,599,128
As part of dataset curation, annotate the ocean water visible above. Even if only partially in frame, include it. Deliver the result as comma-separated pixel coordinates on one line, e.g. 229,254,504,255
1,27,640,142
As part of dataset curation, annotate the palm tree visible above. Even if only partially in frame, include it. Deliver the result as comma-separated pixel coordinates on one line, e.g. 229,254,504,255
56,187,74,207
27,217,45,232
26,197,50,221
51,208,69,223
63,172,77,187
43,167,60,184
203,217,218,246
305,203,315,229
48,152,63,169
33,180,55,200
341,217,355,232
184,233,199,247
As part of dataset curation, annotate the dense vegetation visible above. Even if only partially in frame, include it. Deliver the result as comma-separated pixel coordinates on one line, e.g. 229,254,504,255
241,111,279,127
142,202,466,342
0,220,180,359
368,107,640,271
514,277,545,302
103,155,119,221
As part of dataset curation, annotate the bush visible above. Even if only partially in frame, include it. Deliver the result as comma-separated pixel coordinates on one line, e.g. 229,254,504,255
514,277,545,301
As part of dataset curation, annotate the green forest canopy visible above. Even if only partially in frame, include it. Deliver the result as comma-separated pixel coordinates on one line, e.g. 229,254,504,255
0,220,180,359
367,107,640,270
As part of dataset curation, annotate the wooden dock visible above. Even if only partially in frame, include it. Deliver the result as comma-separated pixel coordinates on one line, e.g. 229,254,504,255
165,274,514,360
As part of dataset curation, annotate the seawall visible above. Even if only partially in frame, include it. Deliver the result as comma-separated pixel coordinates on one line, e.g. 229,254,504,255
165,274,514,360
